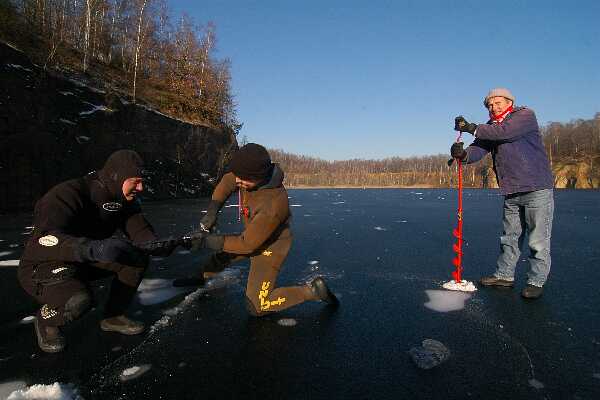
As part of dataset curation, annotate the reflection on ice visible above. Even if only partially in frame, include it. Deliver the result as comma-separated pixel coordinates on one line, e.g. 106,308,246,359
137,279,188,305
0,251,13,257
424,290,471,312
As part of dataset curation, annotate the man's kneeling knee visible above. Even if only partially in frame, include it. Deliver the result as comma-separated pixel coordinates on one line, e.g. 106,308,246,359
63,291,92,322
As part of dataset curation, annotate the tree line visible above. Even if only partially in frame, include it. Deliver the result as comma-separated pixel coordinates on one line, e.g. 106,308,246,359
270,113,600,188
0,0,240,130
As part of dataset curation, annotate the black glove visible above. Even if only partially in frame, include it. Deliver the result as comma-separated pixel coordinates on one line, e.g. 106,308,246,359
185,231,224,252
454,116,477,134
451,142,467,161
137,237,181,257
79,238,147,266
199,200,221,231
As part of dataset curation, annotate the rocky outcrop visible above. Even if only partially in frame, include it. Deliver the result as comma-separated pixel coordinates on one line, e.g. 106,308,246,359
0,41,237,212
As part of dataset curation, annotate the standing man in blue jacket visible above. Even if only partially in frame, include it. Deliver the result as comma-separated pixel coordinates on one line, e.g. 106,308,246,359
451,88,554,299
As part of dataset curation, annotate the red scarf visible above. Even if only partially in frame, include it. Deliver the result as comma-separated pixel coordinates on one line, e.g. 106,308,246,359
490,105,513,123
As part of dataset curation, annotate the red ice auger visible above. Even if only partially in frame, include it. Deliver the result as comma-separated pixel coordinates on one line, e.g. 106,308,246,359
451,131,464,284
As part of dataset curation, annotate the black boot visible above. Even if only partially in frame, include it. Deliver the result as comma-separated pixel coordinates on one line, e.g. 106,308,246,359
100,315,145,335
310,277,339,306
479,276,514,287
521,284,543,299
34,316,65,353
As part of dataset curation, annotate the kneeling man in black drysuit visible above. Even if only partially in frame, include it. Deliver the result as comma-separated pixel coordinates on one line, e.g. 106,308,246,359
18,150,176,353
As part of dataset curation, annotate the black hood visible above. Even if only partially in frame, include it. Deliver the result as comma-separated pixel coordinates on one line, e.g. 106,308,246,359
98,150,145,200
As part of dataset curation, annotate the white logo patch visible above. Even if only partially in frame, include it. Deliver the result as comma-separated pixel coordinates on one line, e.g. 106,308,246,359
102,202,122,212
51,267,68,274
38,235,59,247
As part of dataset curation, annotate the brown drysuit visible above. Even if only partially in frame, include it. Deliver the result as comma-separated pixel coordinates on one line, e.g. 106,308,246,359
204,165,313,315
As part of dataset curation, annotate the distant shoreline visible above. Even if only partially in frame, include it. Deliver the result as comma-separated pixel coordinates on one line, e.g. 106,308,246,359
286,184,442,189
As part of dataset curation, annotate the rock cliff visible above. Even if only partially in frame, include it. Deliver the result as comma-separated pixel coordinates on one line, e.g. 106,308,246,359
0,41,237,212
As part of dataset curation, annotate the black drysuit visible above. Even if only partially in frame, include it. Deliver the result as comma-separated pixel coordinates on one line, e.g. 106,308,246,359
18,151,156,327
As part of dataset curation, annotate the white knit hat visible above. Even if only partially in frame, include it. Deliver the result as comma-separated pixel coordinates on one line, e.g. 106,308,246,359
484,88,515,107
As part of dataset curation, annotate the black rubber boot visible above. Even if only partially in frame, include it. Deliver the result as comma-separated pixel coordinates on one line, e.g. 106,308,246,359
100,315,145,335
310,277,339,306
521,284,543,299
479,276,515,287
34,317,66,353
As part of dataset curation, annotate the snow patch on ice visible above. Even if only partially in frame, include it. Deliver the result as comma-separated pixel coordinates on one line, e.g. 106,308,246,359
424,290,471,312
308,260,319,265
0,251,13,257
59,91,74,96
149,269,241,334
6,382,82,400
442,280,477,292
119,364,152,382
0,382,27,399
290,204,302,207
223,204,238,208
137,279,188,306
528,379,544,389
277,318,297,327
374,226,387,231
0,260,19,267
332,201,345,205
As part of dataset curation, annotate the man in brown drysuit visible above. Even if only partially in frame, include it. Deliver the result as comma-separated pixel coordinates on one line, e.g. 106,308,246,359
184,143,338,316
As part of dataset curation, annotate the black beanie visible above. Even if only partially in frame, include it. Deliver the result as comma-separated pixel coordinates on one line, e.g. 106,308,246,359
229,143,273,181
98,150,145,198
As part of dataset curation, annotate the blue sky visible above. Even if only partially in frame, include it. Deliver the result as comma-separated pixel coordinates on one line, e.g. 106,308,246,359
169,0,600,160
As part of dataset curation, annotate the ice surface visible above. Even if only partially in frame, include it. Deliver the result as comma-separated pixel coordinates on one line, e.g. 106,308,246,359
442,280,477,292
59,118,76,125
593,373,600,379
59,91,74,96
277,318,297,327
6,382,82,400
528,379,544,389
424,290,471,312
332,201,345,204
0,260,19,267
408,339,450,369
119,364,152,382
0,251,13,256
136,279,188,306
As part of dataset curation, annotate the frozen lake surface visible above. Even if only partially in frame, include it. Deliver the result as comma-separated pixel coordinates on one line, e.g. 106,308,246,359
1,189,599,399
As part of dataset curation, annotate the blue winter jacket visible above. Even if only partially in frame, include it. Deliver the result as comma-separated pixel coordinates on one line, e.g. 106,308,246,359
465,106,554,195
